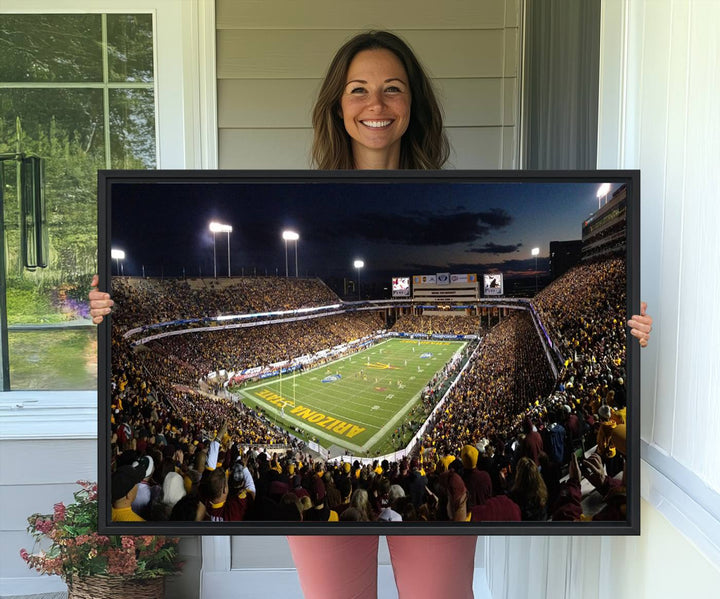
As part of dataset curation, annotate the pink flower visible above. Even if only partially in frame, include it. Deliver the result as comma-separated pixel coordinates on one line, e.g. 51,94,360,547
34,518,53,535
75,480,98,500
121,536,135,550
107,548,137,576
43,556,64,576
53,503,66,521
19,548,29,562
137,535,156,548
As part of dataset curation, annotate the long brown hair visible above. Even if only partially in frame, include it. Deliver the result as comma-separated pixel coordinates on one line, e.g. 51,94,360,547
511,457,548,509
311,30,449,170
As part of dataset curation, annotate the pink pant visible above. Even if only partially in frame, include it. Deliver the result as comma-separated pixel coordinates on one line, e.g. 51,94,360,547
287,535,477,599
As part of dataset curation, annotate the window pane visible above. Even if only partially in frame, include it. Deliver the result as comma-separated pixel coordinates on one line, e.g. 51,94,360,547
8,329,97,390
2,88,103,390
110,89,157,168
0,89,106,161
107,14,154,83
1,88,104,280
0,14,102,82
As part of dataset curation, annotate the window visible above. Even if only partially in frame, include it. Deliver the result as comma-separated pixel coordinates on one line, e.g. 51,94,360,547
0,13,156,390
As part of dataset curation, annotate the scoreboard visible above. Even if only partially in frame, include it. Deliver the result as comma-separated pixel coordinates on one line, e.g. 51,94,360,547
411,273,479,302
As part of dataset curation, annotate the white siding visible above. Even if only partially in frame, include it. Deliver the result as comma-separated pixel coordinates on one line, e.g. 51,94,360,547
597,0,720,491
216,0,522,170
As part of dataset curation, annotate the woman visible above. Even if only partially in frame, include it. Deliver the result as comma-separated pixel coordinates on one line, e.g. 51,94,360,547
288,31,478,599
310,31,448,170
90,30,653,599
509,457,549,521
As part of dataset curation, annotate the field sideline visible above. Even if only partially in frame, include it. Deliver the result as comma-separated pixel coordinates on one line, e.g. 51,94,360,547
232,337,467,455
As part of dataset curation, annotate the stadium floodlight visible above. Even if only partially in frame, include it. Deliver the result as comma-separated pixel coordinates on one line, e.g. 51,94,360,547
111,248,125,276
209,221,233,278
354,259,364,300
209,222,233,233
596,183,611,209
282,230,300,278
531,247,540,294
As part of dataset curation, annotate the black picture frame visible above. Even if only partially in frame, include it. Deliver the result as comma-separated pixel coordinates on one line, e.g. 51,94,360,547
97,169,640,536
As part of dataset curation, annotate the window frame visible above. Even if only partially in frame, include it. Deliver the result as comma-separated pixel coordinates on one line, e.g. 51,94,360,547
0,1,216,411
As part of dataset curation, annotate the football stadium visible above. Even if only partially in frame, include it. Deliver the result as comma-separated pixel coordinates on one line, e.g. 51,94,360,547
108,181,631,524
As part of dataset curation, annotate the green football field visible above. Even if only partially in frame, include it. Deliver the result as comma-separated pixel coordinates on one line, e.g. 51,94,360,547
232,337,467,456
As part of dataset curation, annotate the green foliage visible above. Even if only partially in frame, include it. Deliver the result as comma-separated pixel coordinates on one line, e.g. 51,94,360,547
5,284,63,324
1,111,100,302
0,15,103,83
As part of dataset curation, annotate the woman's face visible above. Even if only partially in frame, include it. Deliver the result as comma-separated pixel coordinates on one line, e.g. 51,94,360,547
340,48,411,167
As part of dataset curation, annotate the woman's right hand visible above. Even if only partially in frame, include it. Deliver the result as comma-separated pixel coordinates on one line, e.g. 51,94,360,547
627,301,652,348
89,274,114,324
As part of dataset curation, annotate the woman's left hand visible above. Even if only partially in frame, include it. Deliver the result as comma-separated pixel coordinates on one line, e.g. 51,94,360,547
88,274,114,324
627,301,653,348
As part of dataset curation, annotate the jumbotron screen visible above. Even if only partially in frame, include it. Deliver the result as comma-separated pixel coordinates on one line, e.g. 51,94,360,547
98,170,641,536
392,277,410,297
484,274,504,296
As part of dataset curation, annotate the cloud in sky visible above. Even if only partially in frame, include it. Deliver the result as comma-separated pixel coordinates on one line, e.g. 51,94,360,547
466,242,523,254
323,208,513,246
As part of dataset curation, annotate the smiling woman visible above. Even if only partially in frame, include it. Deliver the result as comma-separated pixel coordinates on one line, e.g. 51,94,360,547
311,30,448,170
340,48,412,169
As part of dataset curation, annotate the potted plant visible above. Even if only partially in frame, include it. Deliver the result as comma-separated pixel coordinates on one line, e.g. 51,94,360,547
20,480,182,599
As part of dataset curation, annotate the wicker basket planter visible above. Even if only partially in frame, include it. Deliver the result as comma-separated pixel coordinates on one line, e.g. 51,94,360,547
67,575,165,599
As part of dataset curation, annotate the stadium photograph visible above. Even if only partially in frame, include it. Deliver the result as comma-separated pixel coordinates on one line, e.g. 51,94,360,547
102,172,635,530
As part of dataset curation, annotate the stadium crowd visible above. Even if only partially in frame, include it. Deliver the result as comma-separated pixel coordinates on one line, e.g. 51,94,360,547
145,311,384,375
389,314,481,336
110,260,630,523
113,422,625,524
110,276,339,331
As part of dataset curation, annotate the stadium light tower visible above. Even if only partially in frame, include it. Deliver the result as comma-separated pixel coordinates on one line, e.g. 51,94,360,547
531,247,540,294
596,183,611,209
111,248,125,276
354,259,364,300
210,221,232,278
282,230,300,277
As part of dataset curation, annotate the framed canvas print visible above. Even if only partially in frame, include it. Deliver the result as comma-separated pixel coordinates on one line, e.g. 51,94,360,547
97,169,640,535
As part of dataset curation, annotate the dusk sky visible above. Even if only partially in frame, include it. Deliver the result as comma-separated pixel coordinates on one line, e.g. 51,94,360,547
109,176,625,284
